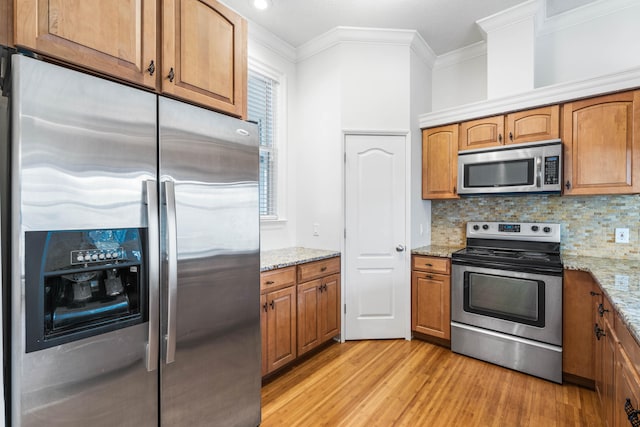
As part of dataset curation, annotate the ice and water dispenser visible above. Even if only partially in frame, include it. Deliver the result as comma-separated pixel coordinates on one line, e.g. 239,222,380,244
25,228,148,352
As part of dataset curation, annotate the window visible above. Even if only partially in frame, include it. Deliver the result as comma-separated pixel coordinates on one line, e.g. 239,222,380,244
248,69,279,218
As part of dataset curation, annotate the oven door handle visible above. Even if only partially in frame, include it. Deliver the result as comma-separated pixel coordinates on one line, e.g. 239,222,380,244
451,258,563,276
536,156,542,188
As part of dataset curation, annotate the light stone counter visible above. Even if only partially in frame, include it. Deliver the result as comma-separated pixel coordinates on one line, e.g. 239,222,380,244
563,255,640,344
411,244,465,258
260,247,340,272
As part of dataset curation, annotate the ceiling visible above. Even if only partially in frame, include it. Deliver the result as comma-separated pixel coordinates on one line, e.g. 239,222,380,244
221,0,529,55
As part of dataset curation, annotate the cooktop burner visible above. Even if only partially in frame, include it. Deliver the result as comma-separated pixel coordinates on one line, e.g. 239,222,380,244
451,221,563,271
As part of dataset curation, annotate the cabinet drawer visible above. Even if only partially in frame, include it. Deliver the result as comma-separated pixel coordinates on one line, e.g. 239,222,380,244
261,267,296,293
412,256,450,274
298,257,340,283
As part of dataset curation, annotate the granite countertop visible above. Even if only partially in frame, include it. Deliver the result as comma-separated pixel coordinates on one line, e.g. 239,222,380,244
261,247,341,272
411,244,465,258
563,255,640,344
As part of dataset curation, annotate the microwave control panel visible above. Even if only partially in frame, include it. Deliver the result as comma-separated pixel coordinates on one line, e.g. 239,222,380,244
544,156,560,185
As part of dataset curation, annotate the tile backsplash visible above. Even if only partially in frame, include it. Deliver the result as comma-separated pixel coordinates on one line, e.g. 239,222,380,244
431,194,640,259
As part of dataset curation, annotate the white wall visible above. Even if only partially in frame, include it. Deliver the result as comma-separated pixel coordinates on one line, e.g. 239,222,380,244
248,25,299,251
432,44,487,111
535,2,640,87
294,46,343,250
432,0,640,110
410,49,432,248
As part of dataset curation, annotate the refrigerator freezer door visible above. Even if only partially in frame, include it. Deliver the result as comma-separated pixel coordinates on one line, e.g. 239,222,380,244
11,56,158,426
159,97,261,426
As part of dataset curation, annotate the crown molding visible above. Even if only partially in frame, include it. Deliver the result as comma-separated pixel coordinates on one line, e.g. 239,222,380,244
296,27,436,67
434,42,487,69
477,0,540,36
247,21,297,63
537,0,640,36
419,66,640,128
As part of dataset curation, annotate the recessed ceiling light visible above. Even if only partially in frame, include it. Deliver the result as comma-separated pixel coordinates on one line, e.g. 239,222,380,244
252,0,272,10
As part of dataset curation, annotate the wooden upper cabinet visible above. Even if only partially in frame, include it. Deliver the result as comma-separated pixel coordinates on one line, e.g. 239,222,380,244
563,90,640,195
506,105,559,144
162,0,247,118
459,115,504,151
0,0,12,47
14,0,157,88
422,125,459,199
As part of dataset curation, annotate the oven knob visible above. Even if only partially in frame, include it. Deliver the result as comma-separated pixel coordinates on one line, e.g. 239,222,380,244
106,253,112,259
98,253,105,260
76,254,84,262
84,255,91,262
543,226,551,233
91,254,98,261
531,225,539,232
112,252,119,259
473,225,479,231
482,224,489,230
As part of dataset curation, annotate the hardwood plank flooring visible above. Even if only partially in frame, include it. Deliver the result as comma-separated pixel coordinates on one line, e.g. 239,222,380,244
261,339,603,427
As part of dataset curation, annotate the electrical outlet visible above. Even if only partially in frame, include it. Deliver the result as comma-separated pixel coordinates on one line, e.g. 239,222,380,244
313,223,320,237
615,228,630,243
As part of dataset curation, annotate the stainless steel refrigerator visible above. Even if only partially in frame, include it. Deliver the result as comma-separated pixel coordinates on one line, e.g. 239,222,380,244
1,54,261,426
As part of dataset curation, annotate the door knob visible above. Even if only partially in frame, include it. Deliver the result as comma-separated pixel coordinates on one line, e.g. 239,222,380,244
396,245,405,252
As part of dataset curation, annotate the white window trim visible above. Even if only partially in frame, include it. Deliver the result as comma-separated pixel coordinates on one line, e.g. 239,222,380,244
248,58,288,223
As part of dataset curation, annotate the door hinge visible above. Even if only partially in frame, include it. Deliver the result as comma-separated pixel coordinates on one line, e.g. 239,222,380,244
344,152,346,163
344,304,346,314
344,228,346,239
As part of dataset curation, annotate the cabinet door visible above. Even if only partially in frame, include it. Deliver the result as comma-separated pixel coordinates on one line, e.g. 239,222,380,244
459,115,504,151
563,90,640,195
506,105,560,145
562,270,597,383
320,274,341,343
266,286,296,373
615,347,640,427
14,0,157,88
260,294,268,376
162,0,247,118
422,125,459,199
411,271,450,340
0,0,11,47
297,279,321,356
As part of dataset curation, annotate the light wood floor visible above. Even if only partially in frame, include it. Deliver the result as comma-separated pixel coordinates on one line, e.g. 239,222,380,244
261,339,603,427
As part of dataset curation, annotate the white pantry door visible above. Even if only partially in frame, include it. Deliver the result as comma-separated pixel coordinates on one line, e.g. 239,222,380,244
344,134,407,339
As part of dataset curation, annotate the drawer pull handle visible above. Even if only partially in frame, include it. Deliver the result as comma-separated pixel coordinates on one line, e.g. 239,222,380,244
269,300,275,310
265,280,275,285
598,303,609,317
320,266,327,272
424,263,433,267
262,302,268,312
590,291,601,297
625,398,640,424
426,275,433,279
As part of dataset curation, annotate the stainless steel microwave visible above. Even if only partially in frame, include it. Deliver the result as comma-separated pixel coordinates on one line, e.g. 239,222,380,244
457,140,562,195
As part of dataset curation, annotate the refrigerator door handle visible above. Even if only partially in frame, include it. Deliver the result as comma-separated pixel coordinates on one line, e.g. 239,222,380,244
145,180,160,372
164,180,178,364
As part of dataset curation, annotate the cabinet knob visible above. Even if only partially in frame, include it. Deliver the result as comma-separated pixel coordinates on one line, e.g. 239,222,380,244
590,291,601,297
565,181,571,190
269,300,275,310
509,131,513,141
265,280,274,285
320,266,327,272
147,60,155,76
498,133,503,143
168,67,175,83
318,285,323,293
323,284,328,291
262,302,268,312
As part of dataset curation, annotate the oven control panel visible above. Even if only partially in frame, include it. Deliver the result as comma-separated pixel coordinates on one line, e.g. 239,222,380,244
467,222,560,243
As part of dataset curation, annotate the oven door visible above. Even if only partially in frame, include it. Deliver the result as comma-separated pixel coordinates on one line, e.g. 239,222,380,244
451,262,562,346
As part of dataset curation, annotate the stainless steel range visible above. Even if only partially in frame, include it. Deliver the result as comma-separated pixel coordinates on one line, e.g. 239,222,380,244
451,221,563,383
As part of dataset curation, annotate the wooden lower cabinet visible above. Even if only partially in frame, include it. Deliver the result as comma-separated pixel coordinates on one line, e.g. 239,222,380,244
261,256,341,376
615,344,640,427
262,286,297,376
411,255,451,341
298,273,341,356
563,270,598,383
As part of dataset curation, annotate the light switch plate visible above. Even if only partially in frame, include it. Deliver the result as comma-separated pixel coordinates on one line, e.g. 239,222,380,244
615,228,630,243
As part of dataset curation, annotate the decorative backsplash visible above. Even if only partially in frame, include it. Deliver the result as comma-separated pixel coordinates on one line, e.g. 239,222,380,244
431,194,640,259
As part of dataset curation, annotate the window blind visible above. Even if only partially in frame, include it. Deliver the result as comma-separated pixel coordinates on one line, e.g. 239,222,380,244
248,70,278,217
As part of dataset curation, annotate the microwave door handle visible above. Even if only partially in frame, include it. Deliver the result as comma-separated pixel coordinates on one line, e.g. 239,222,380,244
163,180,178,365
144,180,160,372
536,157,542,188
